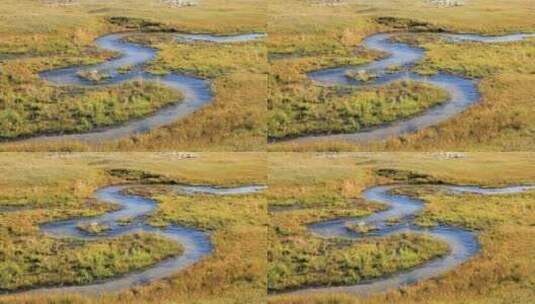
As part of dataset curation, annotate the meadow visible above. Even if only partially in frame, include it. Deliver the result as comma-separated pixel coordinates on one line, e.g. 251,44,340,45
268,152,535,304
0,79,181,140
2,0,535,151
0,0,266,151
269,80,448,140
269,225,449,292
0,152,267,304
2,152,534,304
268,0,535,151
1,1,535,304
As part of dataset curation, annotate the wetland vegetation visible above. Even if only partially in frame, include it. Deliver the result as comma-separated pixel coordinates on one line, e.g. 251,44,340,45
1,1,535,304
269,80,449,140
1,1,535,150
0,0,266,151
0,80,180,140
268,0,535,151
0,233,183,292
268,152,535,304
0,152,266,304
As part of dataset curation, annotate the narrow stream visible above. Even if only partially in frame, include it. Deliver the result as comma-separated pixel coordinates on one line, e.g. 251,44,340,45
8,32,264,143
277,32,535,143
6,183,265,295
280,184,534,295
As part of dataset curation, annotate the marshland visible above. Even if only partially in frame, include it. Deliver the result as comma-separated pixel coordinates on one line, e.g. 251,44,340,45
268,152,535,304
0,0,267,151
0,152,267,303
268,0,535,151
1,0,535,304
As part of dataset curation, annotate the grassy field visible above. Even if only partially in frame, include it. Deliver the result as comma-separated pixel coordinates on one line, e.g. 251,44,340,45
2,1,535,303
268,0,535,151
0,79,181,140
269,80,449,140
2,0,535,150
268,152,535,304
1,152,535,303
269,227,449,292
0,233,183,292
0,152,267,304
0,0,266,151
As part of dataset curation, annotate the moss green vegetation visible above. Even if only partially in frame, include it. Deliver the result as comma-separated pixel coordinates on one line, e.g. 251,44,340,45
267,152,450,294
268,0,535,151
0,152,266,304
0,0,266,151
104,72,267,152
396,185,535,230
269,233,448,292
0,79,181,140
269,194,449,293
268,152,535,304
269,80,448,140
125,33,267,79
0,233,182,292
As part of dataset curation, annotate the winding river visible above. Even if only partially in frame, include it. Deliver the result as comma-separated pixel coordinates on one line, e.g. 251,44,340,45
280,184,534,295
279,32,535,143
6,183,265,295
10,32,264,143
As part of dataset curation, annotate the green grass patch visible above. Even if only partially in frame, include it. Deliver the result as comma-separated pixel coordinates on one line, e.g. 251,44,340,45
0,152,266,303
0,233,183,291
269,80,449,140
268,232,448,292
268,152,535,304
125,33,267,78
268,0,535,151
0,79,182,139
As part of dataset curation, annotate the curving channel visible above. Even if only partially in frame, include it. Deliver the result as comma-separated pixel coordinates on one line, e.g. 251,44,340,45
9,32,265,143
280,32,535,143
6,183,265,295
280,184,534,295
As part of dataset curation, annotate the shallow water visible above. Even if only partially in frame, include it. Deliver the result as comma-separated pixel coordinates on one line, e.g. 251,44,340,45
282,184,534,295
11,32,264,143
8,183,265,295
279,32,535,143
